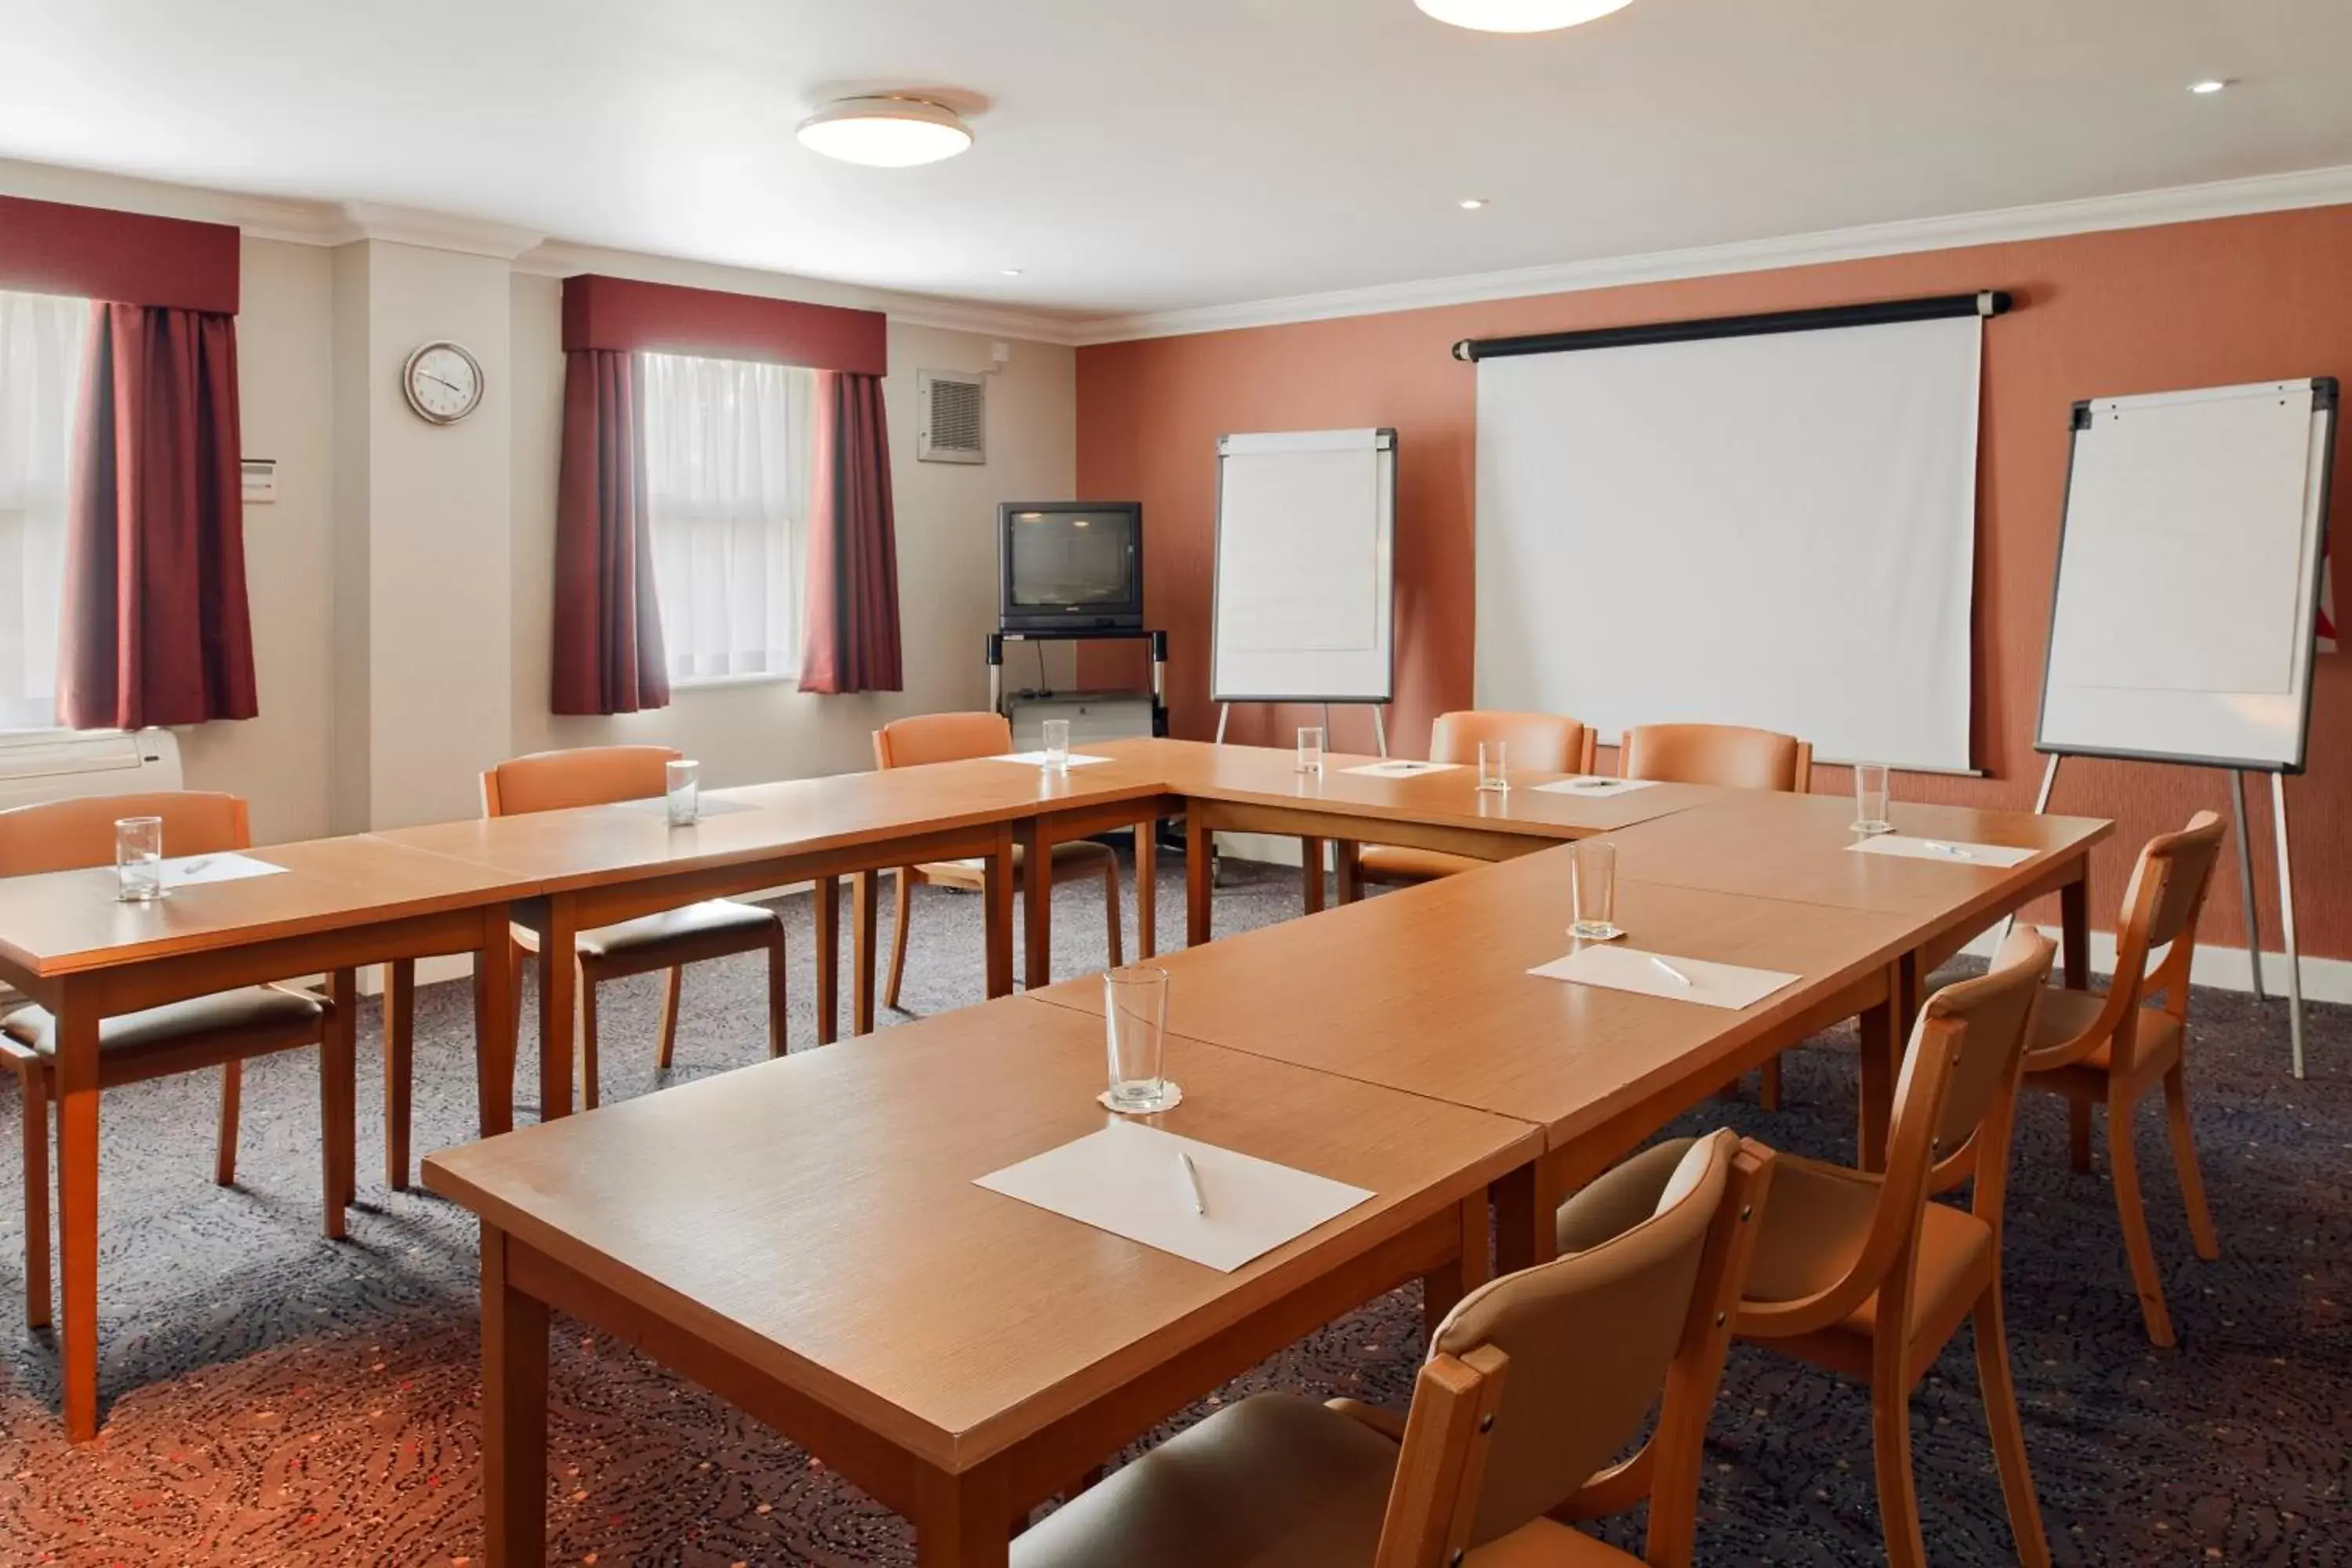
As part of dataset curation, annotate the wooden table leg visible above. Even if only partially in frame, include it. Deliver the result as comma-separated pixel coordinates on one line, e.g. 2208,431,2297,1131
1422,1192,1490,1339
2060,869,2091,990
55,985,100,1443
1021,819,1053,990
1135,818,1158,960
385,958,416,1189
1857,962,1901,1172
474,909,517,1138
815,875,840,1045
853,869,879,1036
1301,837,1327,914
538,895,579,1121
1334,840,1363,905
1186,811,1212,948
482,1224,548,1568
915,1460,1013,1568
1490,1159,1543,1277
322,967,358,1236
984,829,1016,998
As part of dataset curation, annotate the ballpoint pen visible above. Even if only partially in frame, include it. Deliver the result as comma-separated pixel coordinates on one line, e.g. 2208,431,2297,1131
1177,1149,1207,1215
1922,840,1974,858
1650,956,1693,987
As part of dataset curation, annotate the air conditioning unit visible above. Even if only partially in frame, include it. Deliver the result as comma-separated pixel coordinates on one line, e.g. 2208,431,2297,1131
0,728,184,810
916,368,985,464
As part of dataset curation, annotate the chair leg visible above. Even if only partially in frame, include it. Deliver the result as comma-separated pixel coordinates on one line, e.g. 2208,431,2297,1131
21,1066,51,1330
321,969,358,1240
385,958,415,1192
576,962,601,1112
1104,859,1124,971
2067,1098,2092,1174
1869,1345,1929,1568
656,967,684,1073
2162,1061,2221,1261
214,1061,243,1186
1973,1282,2052,1568
1758,1054,1782,1112
884,869,914,1011
2106,1085,2175,1346
508,935,529,1044
765,924,789,1058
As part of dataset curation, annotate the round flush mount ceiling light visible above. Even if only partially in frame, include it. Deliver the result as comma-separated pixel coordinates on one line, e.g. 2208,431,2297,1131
2188,78,2231,95
797,96,974,167
1414,0,1635,32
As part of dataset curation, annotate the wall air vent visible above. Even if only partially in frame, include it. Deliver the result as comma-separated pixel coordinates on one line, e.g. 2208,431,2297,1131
917,368,985,463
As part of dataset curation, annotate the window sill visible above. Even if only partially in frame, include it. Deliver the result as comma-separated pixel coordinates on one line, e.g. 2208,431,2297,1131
672,671,802,693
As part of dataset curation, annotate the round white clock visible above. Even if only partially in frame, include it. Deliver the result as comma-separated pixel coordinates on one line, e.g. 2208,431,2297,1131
401,341,485,425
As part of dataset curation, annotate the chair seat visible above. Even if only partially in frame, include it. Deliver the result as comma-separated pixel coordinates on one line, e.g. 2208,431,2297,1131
1356,844,1486,884
1742,1154,1993,1350
2025,985,2182,1084
1,986,324,1062
916,838,1116,891
572,898,779,959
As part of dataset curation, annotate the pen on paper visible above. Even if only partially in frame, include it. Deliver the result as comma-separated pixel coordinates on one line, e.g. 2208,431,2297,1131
1922,841,1974,858
1177,1149,1208,1215
1650,956,1693,987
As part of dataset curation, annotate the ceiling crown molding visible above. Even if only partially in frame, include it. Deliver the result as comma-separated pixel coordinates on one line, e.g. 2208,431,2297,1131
1067,162,2352,347
325,201,546,260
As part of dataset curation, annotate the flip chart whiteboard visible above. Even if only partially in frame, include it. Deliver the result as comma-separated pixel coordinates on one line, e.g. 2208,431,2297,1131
1211,429,1396,704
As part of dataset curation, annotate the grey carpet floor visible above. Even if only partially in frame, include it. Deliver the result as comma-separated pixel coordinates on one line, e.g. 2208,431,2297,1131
0,853,2346,1565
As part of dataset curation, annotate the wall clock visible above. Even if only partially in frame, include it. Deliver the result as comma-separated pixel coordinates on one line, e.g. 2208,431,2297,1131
401,341,485,425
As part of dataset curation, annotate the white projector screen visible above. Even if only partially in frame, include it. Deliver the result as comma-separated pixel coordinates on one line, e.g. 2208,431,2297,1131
1473,315,1983,772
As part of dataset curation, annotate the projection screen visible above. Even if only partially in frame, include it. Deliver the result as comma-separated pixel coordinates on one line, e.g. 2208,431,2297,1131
1472,314,1982,772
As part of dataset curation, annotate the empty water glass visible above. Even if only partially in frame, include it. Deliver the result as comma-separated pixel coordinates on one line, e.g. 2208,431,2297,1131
116,815,164,903
666,758,700,826
1042,718,1072,771
1104,965,1179,1113
1852,763,1892,835
1297,726,1326,775
1570,839,1621,941
1478,740,1509,792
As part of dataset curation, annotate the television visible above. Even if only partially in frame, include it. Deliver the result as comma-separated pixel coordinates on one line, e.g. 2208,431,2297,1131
998,501,1145,633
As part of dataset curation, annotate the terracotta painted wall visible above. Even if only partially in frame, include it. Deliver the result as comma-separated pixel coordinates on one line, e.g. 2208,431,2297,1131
1076,205,2352,957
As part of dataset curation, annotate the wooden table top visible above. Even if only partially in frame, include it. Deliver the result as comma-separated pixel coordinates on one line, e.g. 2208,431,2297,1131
423,993,1538,1472
1029,845,1920,1150
0,834,531,980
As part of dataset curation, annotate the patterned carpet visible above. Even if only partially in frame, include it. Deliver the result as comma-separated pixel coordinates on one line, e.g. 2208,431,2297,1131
0,853,2346,1566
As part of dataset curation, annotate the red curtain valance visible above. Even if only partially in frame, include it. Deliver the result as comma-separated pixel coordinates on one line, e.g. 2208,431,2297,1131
561,274,886,377
0,194,240,314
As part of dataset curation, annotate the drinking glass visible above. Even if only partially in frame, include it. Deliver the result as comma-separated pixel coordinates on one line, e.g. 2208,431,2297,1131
665,758,701,826
1852,763,1893,835
1103,965,1179,1113
1570,840,1621,941
1477,740,1509,792
116,815,165,903
1041,718,1072,771
1297,726,1326,775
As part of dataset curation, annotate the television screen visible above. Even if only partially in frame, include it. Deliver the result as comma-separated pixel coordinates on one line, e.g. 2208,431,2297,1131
1000,503,1143,631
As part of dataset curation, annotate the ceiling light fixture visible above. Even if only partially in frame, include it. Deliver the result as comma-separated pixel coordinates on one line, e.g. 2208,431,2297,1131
1458,197,1490,209
1414,0,1636,33
2188,78,2230,95
797,96,974,168
1000,267,1024,276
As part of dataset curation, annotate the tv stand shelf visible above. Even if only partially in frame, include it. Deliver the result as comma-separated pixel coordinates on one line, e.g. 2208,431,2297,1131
986,629,1168,738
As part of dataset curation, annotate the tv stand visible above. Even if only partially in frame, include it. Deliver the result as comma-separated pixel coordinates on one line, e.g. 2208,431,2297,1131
987,628,1168,737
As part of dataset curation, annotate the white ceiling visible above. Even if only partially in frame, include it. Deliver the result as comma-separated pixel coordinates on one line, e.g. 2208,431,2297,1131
5,0,2350,328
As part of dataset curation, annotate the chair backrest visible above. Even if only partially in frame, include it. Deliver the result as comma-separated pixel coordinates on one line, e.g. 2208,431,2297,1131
1399,1129,1769,1566
1429,710,1595,775
481,746,681,818
2037,810,2224,1072
0,790,250,876
873,711,1013,769
1620,724,1811,793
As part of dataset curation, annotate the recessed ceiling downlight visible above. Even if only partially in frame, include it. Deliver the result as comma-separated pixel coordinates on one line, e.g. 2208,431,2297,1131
797,96,974,167
1414,0,1635,31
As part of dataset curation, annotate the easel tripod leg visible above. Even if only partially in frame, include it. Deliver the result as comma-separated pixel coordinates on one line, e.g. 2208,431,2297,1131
2271,773,2306,1079
2229,771,2267,1001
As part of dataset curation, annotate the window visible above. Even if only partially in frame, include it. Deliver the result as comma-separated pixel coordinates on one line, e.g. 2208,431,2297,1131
639,351,812,684
0,289,85,731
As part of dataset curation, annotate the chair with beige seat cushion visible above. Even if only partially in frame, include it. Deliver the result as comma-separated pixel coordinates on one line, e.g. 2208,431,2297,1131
1730,928,2056,1568
1012,1128,1774,1568
485,746,787,1112
2023,811,2224,1347
1352,711,1597,891
0,791,340,1330
873,713,1121,1008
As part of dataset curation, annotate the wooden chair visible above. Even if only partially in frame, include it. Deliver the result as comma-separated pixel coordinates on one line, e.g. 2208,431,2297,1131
1619,722,1810,1108
0,791,343,1330
2023,810,2225,1346
485,746,786,1112
1731,928,2056,1568
873,713,1121,1007
1011,1128,1773,1568
1349,710,1597,893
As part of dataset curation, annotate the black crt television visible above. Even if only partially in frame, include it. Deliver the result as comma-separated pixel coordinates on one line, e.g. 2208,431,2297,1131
997,501,1145,633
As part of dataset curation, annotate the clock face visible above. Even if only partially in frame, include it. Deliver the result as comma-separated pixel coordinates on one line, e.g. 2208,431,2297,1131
403,342,483,424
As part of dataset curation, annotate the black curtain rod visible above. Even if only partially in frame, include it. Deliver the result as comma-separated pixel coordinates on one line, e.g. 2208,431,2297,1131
1451,290,2013,363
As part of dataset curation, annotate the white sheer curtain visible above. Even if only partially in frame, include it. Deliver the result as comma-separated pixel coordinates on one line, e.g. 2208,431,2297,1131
0,289,86,732
639,350,811,684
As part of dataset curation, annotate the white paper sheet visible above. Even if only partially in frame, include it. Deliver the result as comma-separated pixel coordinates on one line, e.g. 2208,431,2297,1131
1528,945,1798,1011
156,852,286,889
1530,775,1661,797
1846,835,2035,869
1340,759,1463,779
975,1120,1374,1273
989,752,1115,768
613,796,758,818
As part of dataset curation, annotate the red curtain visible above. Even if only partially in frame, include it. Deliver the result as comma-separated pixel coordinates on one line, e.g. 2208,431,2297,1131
57,304,258,730
800,371,903,695
552,349,670,714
